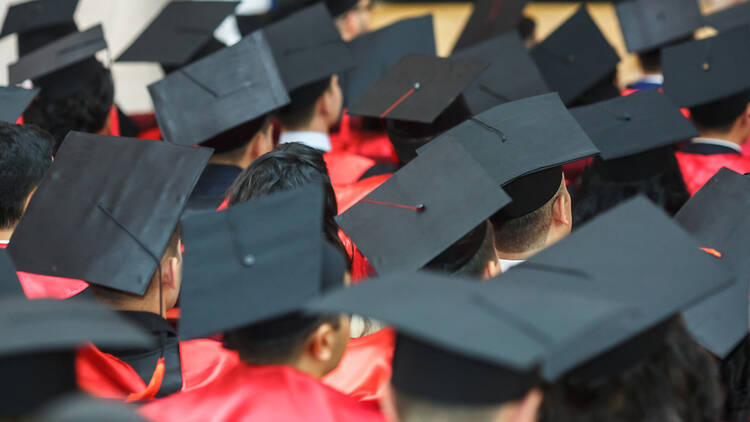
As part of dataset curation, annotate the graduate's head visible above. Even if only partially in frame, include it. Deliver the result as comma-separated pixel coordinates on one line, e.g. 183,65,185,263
228,142,349,267
223,242,351,378
539,317,722,422
424,221,500,280
90,225,183,315
386,96,472,166
689,90,750,139
0,122,53,236
202,114,275,170
276,75,343,133
718,337,750,422
329,0,371,41
636,33,694,74
491,169,571,257
23,59,114,152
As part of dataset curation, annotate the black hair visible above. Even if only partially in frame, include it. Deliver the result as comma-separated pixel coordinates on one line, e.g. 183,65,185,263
689,90,750,132
227,142,349,267
386,96,472,166
276,78,332,129
201,115,271,154
568,71,621,108
425,221,496,279
637,34,694,74
572,147,690,226
720,337,750,422
23,61,114,152
540,317,722,422
518,16,536,44
0,122,54,230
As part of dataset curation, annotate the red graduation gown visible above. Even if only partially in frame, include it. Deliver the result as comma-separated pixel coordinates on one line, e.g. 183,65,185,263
0,243,89,299
675,151,750,195
77,339,239,401
139,363,388,422
330,113,398,165
324,151,377,186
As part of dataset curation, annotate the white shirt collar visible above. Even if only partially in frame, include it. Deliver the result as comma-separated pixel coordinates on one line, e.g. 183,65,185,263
691,137,742,153
639,74,664,84
0,240,8,245
278,131,332,152
498,258,525,273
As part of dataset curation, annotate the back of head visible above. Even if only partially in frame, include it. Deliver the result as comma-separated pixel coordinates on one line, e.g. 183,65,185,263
0,122,54,230
386,96,472,166
23,60,114,152
539,317,722,422
689,89,750,132
276,78,332,130
637,34,694,74
572,147,689,226
424,221,496,279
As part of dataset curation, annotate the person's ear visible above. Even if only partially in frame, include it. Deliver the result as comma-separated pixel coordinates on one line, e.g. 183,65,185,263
485,258,501,280
743,102,750,127
552,194,570,227
501,389,543,422
248,124,274,160
162,256,180,291
307,322,337,363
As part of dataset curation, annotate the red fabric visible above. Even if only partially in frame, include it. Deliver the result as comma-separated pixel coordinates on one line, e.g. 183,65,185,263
0,243,89,299
109,106,121,137
138,127,163,141
323,328,395,405
339,229,375,282
324,152,377,186
676,151,750,195
128,113,160,133
330,113,398,164
333,174,392,215
139,363,388,422
77,339,239,401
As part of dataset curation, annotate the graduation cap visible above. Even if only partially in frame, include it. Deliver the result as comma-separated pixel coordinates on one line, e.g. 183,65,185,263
35,396,148,422
337,138,510,274
571,89,698,160
420,93,598,219
342,15,436,107
264,3,355,92
0,0,78,40
0,86,39,123
149,31,290,148
675,168,750,358
705,1,750,32
504,196,734,380
178,183,347,340
0,297,152,418
531,6,620,106
348,54,487,123
662,25,750,108
615,0,703,53
452,31,549,115
0,249,24,299
8,24,107,85
452,0,528,52
326,0,359,17
7,132,212,295
116,1,238,68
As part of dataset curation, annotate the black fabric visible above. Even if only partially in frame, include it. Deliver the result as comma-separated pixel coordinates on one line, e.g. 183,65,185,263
0,86,39,123
679,141,741,155
496,166,562,219
358,162,397,180
0,351,77,418
0,249,24,299
326,0,359,17
183,164,243,219
0,0,78,38
424,221,488,273
615,0,702,53
452,0,528,52
705,1,750,32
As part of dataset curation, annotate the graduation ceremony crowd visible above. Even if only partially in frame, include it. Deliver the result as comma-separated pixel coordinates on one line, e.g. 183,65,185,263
3,0,750,420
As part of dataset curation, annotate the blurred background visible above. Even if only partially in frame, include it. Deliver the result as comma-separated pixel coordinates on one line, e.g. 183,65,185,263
0,0,746,113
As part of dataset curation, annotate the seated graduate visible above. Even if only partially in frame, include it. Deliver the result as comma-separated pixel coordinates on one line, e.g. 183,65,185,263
571,89,695,225
140,185,387,422
0,293,152,421
675,168,750,422
663,25,750,194
614,0,702,91
6,132,236,401
148,33,289,217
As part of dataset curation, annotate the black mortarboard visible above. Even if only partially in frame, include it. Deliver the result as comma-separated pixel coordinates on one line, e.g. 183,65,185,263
506,196,734,380
0,297,152,418
705,1,750,32
348,54,487,124
36,396,147,422
178,184,336,340
149,31,289,148
0,0,78,39
8,132,211,295
452,31,549,114
675,168,750,358
452,0,528,52
308,270,635,404
325,0,359,17
571,89,698,160
0,249,24,299
342,15,436,107
8,24,107,85
0,86,39,123
264,3,355,92
421,93,598,218
615,0,702,53
662,25,750,108
531,6,620,105
116,1,238,68
337,138,510,274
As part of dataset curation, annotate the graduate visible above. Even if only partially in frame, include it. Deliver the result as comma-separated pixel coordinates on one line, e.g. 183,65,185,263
7,132,237,401
140,185,387,422
662,25,750,194
614,0,702,91
149,32,290,217
328,0,372,41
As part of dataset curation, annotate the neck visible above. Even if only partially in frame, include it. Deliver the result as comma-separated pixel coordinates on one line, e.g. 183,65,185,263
286,115,330,135
698,128,747,147
0,226,13,242
208,145,253,170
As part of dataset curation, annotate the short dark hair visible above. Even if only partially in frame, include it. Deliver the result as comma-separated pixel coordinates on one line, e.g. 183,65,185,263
689,90,750,132
276,78,332,129
0,122,54,229
491,183,563,254
23,62,114,152
719,337,750,422
227,142,349,266
637,34,693,73
202,115,272,154
425,221,496,279
539,317,722,422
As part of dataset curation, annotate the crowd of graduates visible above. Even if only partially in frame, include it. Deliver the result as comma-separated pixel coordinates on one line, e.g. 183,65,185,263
2,0,750,420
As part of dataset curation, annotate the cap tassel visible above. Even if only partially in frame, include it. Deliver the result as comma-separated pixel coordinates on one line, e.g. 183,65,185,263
380,83,420,118
700,247,722,259
361,199,425,212
125,357,165,403
488,0,504,22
